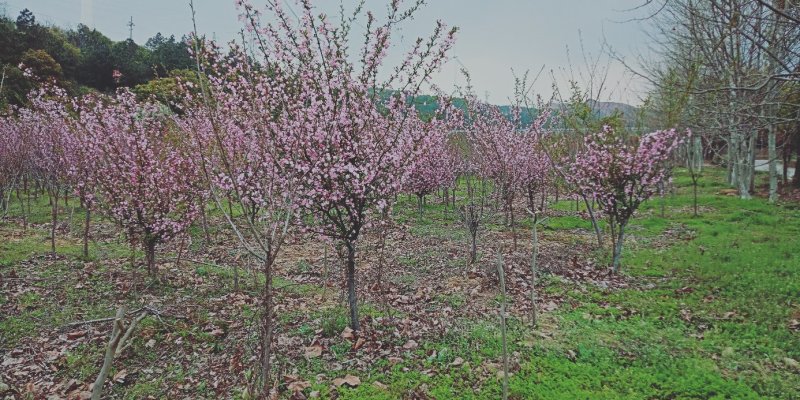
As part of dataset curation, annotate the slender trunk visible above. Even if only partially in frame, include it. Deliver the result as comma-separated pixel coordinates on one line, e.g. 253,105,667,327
469,231,477,265
417,194,424,216
582,195,603,246
782,142,790,184
50,190,59,254
540,186,546,211
233,257,240,292
83,208,91,258
496,255,509,400
144,239,157,276
694,136,703,173
509,198,516,251
530,214,538,327
769,124,778,203
345,241,359,331
794,132,800,188
260,255,274,396
749,133,756,193
91,306,126,400
692,178,698,217
611,224,625,274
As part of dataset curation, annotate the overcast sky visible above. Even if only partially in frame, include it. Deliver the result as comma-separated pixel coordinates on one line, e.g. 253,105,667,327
1,0,655,105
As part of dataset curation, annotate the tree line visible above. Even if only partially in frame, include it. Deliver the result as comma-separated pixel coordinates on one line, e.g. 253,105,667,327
0,8,194,108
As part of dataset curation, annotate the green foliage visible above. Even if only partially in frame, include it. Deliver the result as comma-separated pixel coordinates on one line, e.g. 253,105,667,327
0,9,193,108
132,69,199,108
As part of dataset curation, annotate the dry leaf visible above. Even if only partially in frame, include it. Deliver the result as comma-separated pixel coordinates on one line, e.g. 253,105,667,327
450,357,464,367
304,345,323,359
66,331,86,340
402,340,418,350
113,369,128,383
333,375,361,388
287,380,311,392
341,327,354,340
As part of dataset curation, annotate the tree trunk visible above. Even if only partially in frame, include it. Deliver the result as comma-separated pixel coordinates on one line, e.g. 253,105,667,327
508,198,516,251
692,178,698,217
530,215,538,327
769,123,778,203
91,306,126,400
83,208,91,259
611,224,625,274
417,194,424,216
260,255,274,396
794,131,800,188
144,239,157,276
582,195,603,247
345,241,359,331
50,190,59,254
469,231,477,265
496,255,509,400
694,136,703,173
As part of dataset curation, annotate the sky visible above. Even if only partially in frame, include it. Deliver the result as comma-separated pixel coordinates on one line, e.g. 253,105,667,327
1,0,656,105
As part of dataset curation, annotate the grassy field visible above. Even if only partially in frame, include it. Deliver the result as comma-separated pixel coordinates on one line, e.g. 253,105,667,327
1,167,799,399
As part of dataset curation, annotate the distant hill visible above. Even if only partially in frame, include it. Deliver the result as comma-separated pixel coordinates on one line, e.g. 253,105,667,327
586,99,639,119
411,94,638,129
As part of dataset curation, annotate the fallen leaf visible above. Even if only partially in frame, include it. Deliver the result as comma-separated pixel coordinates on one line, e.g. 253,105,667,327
352,337,366,351
450,357,464,367
333,375,361,388
341,327,354,340
304,345,323,359
372,381,388,390
66,331,86,340
287,380,311,392
113,369,128,383
210,328,225,337
402,340,418,350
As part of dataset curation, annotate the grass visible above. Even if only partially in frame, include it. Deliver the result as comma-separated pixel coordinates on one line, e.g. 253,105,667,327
1,168,798,398
334,168,800,399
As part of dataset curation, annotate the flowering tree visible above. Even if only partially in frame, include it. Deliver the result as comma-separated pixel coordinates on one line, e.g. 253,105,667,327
63,114,99,259
80,90,206,275
177,37,299,392
468,100,550,250
19,85,72,253
0,116,26,218
569,127,684,272
403,106,462,215
233,0,457,333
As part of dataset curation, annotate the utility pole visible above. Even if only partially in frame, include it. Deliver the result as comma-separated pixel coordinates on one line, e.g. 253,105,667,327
127,16,135,41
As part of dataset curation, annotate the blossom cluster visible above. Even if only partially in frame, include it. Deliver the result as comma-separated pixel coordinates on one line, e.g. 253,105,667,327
467,100,551,207
568,126,684,224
